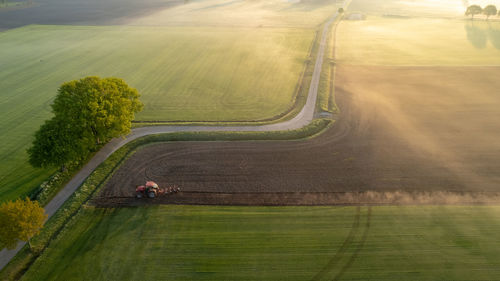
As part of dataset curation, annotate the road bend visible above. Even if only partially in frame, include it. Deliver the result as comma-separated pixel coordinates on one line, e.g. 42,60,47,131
0,2,348,270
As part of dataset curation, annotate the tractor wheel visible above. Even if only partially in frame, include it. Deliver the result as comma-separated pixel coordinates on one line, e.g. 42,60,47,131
136,193,143,199
148,191,156,198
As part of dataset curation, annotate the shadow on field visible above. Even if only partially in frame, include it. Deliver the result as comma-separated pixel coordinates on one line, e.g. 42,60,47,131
0,0,183,30
465,21,500,50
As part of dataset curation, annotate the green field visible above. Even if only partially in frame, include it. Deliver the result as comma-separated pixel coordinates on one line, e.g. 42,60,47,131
347,0,500,17
0,1,27,9
347,0,465,16
0,24,315,202
20,205,500,280
0,0,342,203
129,0,338,28
337,17,500,65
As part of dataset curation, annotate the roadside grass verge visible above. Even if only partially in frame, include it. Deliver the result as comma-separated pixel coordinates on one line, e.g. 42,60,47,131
19,205,500,280
317,15,342,113
0,119,332,280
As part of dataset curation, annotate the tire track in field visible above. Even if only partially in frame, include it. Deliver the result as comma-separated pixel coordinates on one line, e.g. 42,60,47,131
333,206,372,281
311,206,361,281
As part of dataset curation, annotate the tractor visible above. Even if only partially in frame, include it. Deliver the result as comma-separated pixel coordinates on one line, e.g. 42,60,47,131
135,181,180,199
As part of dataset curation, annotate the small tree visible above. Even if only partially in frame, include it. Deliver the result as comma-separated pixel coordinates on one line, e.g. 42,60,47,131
338,8,344,13
483,5,497,20
0,198,47,250
466,5,483,20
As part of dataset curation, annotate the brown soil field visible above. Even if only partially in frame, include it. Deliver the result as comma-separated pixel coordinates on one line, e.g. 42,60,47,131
94,66,500,206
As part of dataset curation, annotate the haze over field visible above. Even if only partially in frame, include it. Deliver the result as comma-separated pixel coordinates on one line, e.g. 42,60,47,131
337,18,500,65
2,0,500,279
349,0,500,16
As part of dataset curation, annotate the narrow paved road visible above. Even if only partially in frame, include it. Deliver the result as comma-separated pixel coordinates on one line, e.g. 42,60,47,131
0,5,345,270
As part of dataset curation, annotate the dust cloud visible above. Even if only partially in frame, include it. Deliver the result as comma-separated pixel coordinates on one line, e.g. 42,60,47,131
337,66,500,192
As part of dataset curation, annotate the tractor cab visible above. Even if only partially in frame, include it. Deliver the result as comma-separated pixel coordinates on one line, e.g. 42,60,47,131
135,181,180,199
136,181,160,198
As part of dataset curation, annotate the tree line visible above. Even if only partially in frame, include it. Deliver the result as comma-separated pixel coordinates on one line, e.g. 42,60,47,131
466,4,500,20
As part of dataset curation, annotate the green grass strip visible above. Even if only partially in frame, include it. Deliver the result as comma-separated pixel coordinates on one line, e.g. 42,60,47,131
0,118,332,280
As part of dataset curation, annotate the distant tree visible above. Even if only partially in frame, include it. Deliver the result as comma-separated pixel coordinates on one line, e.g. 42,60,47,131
28,77,143,170
483,5,497,19
338,8,344,13
466,5,483,20
0,198,47,250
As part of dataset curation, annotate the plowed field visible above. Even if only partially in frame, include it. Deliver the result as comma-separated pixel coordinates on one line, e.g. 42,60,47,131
95,66,500,206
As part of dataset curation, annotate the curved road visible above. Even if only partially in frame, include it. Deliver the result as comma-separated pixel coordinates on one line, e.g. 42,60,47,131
0,6,346,270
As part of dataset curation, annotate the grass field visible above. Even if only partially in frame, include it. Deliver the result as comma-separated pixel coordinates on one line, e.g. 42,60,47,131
337,17,500,65
0,0,341,203
20,205,500,280
347,0,463,16
0,24,314,202
347,0,500,17
129,0,339,28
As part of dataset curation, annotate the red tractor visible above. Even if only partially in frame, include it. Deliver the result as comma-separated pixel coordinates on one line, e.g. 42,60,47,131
135,181,180,199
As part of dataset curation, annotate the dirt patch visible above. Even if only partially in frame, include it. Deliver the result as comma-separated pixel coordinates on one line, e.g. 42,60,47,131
95,66,500,206
92,191,500,207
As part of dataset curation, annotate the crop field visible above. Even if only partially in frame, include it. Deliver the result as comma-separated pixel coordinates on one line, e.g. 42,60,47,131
0,0,341,202
94,66,500,207
337,17,500,65
0,25,312,202
0,0,339,30
21,205,500,280
0,2,25,9
129,0,340,28
4,0,500,279
347,0,500,17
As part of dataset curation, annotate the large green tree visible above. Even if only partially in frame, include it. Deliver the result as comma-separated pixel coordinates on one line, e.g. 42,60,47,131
0,198,47,250
28,77,143,169
466,5,483,20
483,5,497,20
28,117,85,171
